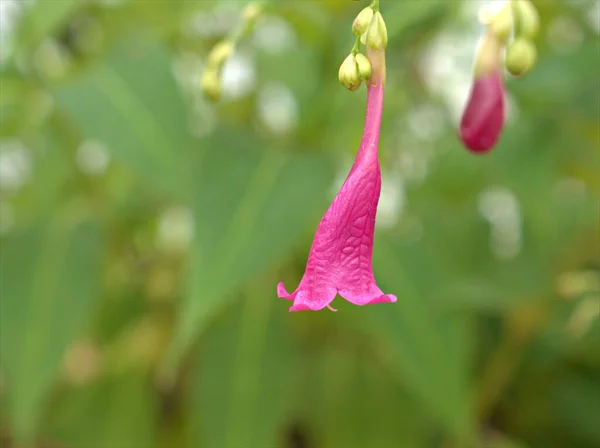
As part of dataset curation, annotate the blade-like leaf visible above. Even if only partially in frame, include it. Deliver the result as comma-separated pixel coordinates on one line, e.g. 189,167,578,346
294,345,431,447
349,234,475,441
0,212,103,443
54,32,193,197
164,130,333,371
45,371,157,448
13,0,82,56
188,290,293,448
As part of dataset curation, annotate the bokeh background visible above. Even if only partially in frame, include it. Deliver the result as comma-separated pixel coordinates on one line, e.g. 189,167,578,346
0,0,599,447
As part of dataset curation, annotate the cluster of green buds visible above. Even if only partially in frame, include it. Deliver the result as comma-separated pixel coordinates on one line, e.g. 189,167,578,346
338,0,388,91
200,2,264,101
480,0,540,77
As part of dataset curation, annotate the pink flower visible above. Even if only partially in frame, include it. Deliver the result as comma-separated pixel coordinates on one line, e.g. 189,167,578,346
277,69,397,312
459,31,505,154
459,69,505,153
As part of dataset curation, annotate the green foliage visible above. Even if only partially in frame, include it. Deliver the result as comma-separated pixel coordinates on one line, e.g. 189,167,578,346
55,32,194,198
0,1,598,447
0,213,103,443
167,130,333,372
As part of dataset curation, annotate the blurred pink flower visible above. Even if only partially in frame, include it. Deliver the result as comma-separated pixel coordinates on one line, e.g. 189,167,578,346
459,31,506,153
277,79,397,312
459,69,505,153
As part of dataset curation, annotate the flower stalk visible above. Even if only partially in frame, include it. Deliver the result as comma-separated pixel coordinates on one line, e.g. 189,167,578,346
200,1,265,101
278,4,394,312
459,0,541,153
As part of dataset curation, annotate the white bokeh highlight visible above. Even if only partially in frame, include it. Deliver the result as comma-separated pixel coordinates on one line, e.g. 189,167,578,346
156,206,195,253
257,82,298,135
253,15,298,55
76,140,111,176
0,140,33,192
477,186,523,259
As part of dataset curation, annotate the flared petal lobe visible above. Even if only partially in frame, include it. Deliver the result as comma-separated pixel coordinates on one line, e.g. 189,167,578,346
459,70,505,153
277,81,396,312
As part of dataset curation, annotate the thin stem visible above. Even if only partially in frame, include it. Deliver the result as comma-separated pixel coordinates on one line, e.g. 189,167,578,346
351,35,361,55
370,0,380,12
354,47,385,162
231,1,266,44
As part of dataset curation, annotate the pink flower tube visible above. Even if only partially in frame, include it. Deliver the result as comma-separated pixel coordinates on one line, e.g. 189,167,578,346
277,48,397,312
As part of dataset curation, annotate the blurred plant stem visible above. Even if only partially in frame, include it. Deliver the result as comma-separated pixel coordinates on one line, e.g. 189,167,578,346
474,303,548,423
201,0,267,100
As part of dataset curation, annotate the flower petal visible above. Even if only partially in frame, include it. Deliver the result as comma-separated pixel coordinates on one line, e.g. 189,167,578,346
460,71,505,153
285,286,337,312
339,285,397,306
276,282,294,301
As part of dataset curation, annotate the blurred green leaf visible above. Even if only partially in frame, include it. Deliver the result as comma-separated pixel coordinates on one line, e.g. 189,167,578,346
483,433,531,448
384,0,453,42
554,373,600,445
294,344,431,447
165,130,334,370
46,371,157,448
188,291,292,448
16,126,73,223
363,236,474,441
13,0,82,55
0,212,103,443
54,32,193,197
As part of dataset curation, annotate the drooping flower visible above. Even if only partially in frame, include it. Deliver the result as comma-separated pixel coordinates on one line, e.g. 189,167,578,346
278,46,396,312
459,31,506,153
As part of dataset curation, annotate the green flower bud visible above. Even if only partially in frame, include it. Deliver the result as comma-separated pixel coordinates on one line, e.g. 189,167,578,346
201,69,221,101
352,7,374,36
365,12,388,50
242,2,263,24
338,54,361,91
354,53,372,80
515,0,540,39
505,38,537,77
207,41,233,68
488,3,513,43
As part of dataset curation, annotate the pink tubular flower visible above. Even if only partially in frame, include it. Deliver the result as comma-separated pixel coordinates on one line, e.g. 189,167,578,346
277,48,397,312
459,31,505,153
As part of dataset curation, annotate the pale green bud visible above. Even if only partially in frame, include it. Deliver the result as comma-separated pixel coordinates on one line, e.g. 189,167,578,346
488,3,513,43
365,12,388,50
207,41,233,68
201,69,221,101
515,0,540,39
242,2,263,24
505,38,537,76
352,7,374,36
354,53,372,80
338,54,361,91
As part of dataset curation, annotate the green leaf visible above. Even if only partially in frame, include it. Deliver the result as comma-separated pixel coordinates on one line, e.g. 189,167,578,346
188,291,292,448
294,345,431,448
13,0,82,55
384,0,453,42
54,32,193,197
554,373,600,445
0,211,103,443
351,235,475,441
45,371,157,448
17,126,73,223
164,130,334,371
